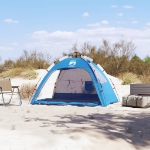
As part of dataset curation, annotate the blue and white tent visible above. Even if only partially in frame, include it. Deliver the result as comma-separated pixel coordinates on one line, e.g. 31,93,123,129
30,52,119,107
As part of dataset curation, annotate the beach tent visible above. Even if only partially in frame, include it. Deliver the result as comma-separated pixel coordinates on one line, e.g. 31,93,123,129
30,52,119,107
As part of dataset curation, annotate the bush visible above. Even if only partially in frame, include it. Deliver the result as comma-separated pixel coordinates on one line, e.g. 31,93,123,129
0,50,52,71
129,57,150,76
144,55,150,64
140,73,150,84
118,72,140,85
69,38,135,76
0,56,5,73
14,50,51,69
3,59,15,70
20,83,36,99
0,65,5,73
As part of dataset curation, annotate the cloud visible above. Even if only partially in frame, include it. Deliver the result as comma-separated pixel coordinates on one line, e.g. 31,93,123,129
82,12,89,17
111,5,117,8
146,22,150,26
25,27,150,59
3,18,19,23
31,30,75,40
87,23,100,27
123,5,133,9
118,13,123,16
101,20,109,25
131,20,138,24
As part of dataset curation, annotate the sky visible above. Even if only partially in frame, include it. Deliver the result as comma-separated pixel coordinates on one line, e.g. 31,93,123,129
0,0,150,62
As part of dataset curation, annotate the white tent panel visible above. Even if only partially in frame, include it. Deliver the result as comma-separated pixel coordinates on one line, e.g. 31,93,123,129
37,70,60,99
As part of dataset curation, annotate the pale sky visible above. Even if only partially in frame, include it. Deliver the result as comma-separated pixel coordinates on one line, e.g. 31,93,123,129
0,0,150,62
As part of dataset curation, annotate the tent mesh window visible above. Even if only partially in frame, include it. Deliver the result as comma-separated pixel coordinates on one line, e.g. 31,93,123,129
52,68,99,102
36,68,100,103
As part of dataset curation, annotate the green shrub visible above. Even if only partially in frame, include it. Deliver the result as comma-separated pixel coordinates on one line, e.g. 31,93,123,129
118,72,140,85
144,55,150,64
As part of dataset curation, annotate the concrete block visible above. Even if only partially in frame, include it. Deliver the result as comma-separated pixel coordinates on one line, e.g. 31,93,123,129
122,95,150,108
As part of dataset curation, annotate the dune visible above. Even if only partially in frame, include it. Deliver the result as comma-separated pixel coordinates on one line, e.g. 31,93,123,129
0,70,150,150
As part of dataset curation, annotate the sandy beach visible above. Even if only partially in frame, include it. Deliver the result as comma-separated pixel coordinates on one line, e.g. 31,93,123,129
0,70,150,150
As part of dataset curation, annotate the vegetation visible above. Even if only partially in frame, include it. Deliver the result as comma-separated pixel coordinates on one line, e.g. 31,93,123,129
0,68,37,79
140,73,150,84
144,55,150,64
0,50,51,73
68,38,135,76
0,38,150,85
118,72,140,85
67,38,150,84
20,83,36,99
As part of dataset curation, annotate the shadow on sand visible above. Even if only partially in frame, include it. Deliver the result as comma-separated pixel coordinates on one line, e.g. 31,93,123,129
24,110,150,149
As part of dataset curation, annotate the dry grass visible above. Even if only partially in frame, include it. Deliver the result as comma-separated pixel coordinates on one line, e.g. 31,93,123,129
140,74,150,84
118,72,141,85
20,69,38,79
20,83,36,99
0,68,24,78
0,68,38,79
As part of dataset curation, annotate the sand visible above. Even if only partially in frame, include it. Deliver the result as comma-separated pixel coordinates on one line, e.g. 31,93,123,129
0,70,150,150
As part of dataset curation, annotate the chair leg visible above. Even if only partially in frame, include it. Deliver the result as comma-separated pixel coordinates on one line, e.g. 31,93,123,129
1,93,5,105
2,88,22,106
2,92,13,106
17,87,22,105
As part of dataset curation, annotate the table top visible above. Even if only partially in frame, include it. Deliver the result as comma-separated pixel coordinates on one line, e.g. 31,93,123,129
12,86,19,88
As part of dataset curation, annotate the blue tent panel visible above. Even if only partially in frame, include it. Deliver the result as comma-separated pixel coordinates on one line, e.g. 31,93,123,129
32,99,100,106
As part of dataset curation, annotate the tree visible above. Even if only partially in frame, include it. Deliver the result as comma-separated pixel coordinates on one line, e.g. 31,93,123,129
144,55,150,63
131,54,142,62
69,38,135,76
99,38,136,76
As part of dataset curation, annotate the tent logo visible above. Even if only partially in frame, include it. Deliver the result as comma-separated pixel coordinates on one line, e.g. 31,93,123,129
69,60,76,66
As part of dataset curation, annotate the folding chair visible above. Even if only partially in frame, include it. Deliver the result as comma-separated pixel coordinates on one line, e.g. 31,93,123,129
0,78,22,106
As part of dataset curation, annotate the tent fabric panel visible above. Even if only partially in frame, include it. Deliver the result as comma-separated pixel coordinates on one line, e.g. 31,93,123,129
89,63,107,84
33,99,100,106
36,70,60,100
90,62,119,105
97,64,120,101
